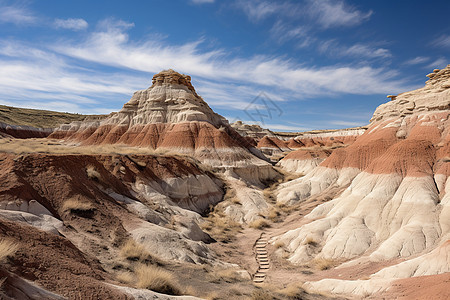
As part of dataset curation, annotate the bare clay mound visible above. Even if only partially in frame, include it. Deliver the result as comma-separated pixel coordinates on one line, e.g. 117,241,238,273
0,218,130,299
0,151,226,299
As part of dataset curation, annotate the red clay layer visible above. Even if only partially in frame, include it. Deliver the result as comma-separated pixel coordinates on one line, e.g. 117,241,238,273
320,114,450,177
257,136,289,150
50,122,254,150
282,148,331,160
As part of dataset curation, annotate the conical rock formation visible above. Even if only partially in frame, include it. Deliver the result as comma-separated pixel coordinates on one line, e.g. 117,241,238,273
50,70,268,168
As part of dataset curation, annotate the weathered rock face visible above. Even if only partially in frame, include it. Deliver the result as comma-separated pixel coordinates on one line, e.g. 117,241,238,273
231,121,276,142
0,122,52,139
276,148,331,174
290,127,366,148
371,66,450,123
257,136,290,157
50,70,267,168
274,65,450,298
274,128,364,174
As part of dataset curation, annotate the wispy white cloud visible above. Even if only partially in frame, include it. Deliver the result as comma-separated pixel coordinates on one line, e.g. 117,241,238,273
52,19,409,98
431,34,450,48
344,44,390,59
329,120,365,127
269,20,311,45
0,2,37,25
0,18,413,117
306,0,372,28
190,0,215,4
318,40,391,59
0,40,147,114
234,0,296,22
235,0,371,28
54,18,88,31
426,57,448,69
404,56,430,65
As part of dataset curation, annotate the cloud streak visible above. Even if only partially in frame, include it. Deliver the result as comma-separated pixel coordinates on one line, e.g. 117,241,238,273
0,17,413,125
404,56,430,65
432,34,450,48
318,40,391,59
0,2,37,25
190,0,215,4
306,0,372,28
235,0,372,28
52,20,410,99
54,18,88,31
0,40,148,114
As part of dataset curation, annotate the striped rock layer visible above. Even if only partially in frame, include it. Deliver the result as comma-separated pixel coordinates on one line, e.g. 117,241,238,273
49,70,267,168
275,65,450,298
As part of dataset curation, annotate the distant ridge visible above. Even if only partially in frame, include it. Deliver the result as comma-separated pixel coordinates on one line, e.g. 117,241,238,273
0,104,107,129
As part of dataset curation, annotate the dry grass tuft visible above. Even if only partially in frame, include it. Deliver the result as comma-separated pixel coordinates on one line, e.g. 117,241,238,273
251,289,274,300
201,209,242,243
274,240,285,249
283,173,303,182
230,197,241,205
120,239,152,262
313,258,335,270
266,207,281,222
0,239,18,263
249,218,270,230
304,237,318,247
86,165,101,180
135,264,181,295
116,271,135,284
277,282,307,298
183,286,198,297
61,198,94,213
214,268,242,283
262,189,274,203
281,251,290,259
204,291,220,300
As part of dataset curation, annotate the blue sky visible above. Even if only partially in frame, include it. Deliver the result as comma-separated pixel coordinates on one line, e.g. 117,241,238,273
0,0,449,131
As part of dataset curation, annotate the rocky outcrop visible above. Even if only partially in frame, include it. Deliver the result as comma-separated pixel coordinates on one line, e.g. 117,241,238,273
291,127,365,148
371,67,450,122
274,128,364,174
50,70,268,169
274,65,450,298
0,122,52,138
256,136,290,157
231,121,276,142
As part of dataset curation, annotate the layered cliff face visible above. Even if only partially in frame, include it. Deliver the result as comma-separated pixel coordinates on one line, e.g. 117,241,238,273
275,128,365,174
274,65,450,298
0,122,52,138
231,121,276,142
50,70,267,168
